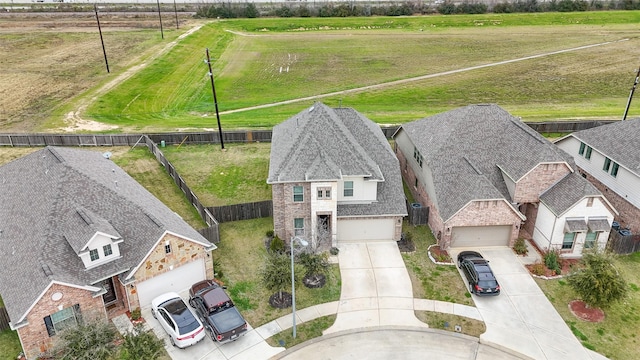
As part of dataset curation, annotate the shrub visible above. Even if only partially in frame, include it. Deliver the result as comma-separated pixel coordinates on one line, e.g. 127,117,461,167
530,263,547,276
299,252,329,278
130,308,141,321
567,251,627,309
269,235,285,254
266,230,274,238
52,321,118,360
330,247,340,255
119,324,164,360
513,238,528,256
544,249,561,273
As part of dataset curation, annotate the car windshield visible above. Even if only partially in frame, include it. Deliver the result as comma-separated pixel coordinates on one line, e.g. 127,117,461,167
163,299,200,334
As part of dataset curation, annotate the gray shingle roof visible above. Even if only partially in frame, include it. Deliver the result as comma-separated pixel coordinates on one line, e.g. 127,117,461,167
269,103,406,217
540,172,602,216
569,118,640,174
0,147,213,324
398,104,576,221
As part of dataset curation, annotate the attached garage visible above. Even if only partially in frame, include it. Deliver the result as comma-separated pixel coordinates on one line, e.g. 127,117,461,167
337,218,395,242
450,225,512,248
136,258,206,307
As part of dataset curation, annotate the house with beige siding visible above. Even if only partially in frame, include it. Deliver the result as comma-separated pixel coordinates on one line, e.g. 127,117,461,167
0,147,215,359
392,104,616,257
555,119,640,234
267,102,407,249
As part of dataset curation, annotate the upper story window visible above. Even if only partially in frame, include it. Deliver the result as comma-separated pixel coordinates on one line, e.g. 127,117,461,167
89,249,99,261
344,181,354,197
165,243,172,254
413,146,423,168
603,157,620,178
103,244,113,256
317,187,331,199
293,186,304,202
579,142,592,160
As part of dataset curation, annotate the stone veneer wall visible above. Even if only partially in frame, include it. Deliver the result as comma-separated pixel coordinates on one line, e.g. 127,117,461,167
579,168,640,233
514,163,571,203
18,283,105,359
128,233,214,309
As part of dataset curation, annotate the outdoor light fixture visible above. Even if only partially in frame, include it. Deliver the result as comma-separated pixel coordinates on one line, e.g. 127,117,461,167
290,236,308,339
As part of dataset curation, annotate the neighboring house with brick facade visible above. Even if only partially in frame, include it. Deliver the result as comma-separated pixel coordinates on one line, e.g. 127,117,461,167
555,119,640,234
393,104,616,257
267,102,406,249
0,147,215,359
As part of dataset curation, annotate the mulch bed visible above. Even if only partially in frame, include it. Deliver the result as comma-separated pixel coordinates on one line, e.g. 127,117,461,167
397,237,415,252
303,274,326,288
429,245,453,263
569,300,605,322
269,292,292,309
525,258,581,277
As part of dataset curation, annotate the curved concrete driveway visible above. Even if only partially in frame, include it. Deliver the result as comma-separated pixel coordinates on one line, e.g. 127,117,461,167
273,327,523,360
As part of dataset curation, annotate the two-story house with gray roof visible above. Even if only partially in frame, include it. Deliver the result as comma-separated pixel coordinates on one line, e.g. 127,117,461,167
268,103,407,249
393,104,616,257
0,147,215,359
555,119,640,234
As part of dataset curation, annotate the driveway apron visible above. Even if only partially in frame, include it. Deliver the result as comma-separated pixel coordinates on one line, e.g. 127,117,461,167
324,241,427,334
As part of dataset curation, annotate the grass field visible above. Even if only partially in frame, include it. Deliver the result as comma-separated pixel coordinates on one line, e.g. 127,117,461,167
2,12,640,132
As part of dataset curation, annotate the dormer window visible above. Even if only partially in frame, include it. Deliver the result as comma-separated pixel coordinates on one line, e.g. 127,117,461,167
103,244,113,256
90,249,99,261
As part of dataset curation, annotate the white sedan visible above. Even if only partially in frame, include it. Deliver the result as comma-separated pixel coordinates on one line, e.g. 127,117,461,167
151,292,205,348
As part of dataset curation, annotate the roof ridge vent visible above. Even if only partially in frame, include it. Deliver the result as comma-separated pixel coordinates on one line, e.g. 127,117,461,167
77,208,92,225
145,212,163,227
47,148,64,163
463,156,483,175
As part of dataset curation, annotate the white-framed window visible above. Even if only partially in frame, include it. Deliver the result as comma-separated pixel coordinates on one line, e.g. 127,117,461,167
103,244,113,256
293,186,304,202
584,231,598,249
89,249,99,261
413,146,423,168
562,232,576,250
294,218,304,236
579,142,592,159
611,163,619,178
344,181,353,197
165,243,172,254
317,187,331,200
44,304,81,337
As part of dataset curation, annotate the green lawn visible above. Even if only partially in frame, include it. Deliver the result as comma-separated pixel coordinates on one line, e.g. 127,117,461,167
81,12,640,132
0,329,21,360
536,252,640,360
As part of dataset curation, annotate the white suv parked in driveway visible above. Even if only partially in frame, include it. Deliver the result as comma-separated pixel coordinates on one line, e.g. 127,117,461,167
151,292,206,348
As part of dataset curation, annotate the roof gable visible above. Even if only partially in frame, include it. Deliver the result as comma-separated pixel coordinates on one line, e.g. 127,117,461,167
540,172,613,216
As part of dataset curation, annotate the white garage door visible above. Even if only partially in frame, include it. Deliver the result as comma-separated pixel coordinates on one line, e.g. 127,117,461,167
450,225,512,248
137,258,206,307
337,218,395,242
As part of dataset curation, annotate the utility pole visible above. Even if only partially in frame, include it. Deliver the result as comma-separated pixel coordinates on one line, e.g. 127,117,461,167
156,0,164,39
622,66,640,121
173,0,179,29
94,4,109,73
205,48,224,150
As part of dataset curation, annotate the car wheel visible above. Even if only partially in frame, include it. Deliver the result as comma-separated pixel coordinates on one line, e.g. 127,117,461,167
151,309,157,319
189,298,196,308
170,336,176,347
469,283,474,294
205,326,214,341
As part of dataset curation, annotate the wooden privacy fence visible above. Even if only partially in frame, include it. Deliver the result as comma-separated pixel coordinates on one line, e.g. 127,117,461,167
607,231,640,254
0,306,10,331
144,136,220,243
208,200,273,223
406,200,429,226
0,120,623,148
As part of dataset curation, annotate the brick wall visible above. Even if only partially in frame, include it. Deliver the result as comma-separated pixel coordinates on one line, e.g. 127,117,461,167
514,163,571,203
18,283,106,359
128,233,213,309
272,182,311,244
579,168,640,233
443,201,521,249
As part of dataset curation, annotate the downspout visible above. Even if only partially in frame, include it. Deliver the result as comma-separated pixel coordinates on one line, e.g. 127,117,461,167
549,216,557,251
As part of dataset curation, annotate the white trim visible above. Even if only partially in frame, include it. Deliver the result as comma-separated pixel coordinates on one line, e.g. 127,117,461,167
16,280,101,324
80,231,122,252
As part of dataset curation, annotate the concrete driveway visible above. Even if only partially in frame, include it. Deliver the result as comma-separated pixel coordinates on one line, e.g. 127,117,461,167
450,247,604,360
141,294,284,360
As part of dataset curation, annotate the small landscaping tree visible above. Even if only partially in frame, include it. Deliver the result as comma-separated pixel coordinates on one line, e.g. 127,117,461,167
261,252,296,308
567,251,627,309
299,252,329,288
119,324,165,360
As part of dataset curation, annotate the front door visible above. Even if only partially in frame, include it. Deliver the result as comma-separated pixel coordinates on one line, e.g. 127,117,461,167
317,214,331,249
102,277,117,305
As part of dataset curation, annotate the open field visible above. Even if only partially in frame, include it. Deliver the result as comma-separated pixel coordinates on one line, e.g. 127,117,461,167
1,12,640,132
